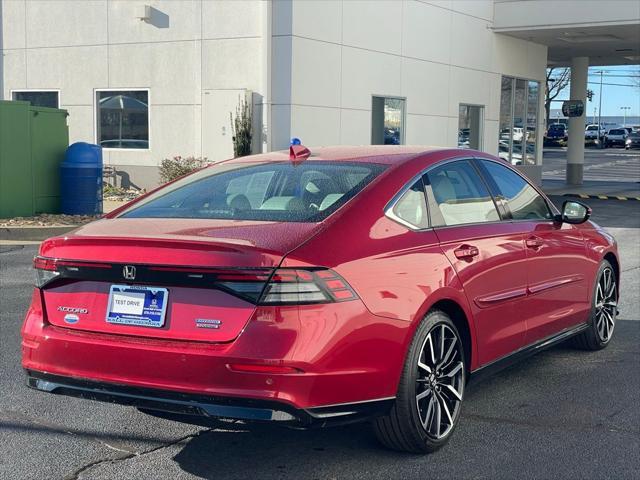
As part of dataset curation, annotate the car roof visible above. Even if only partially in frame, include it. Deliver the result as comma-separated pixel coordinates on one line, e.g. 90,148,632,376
220,145,451,166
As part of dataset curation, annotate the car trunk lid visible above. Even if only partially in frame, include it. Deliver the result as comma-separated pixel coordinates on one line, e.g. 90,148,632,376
39,218,322,342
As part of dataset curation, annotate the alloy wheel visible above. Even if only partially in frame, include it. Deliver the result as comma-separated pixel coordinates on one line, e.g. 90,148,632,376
595,267,617,343
415,324,464,439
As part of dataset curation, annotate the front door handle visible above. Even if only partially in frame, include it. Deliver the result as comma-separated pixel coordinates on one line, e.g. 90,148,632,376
454,244,479,259
525,236,543,250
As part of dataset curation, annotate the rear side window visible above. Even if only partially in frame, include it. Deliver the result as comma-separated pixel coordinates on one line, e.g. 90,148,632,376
479,160,551,221
389,179,429,229
121,161,385,222
425,160,500,226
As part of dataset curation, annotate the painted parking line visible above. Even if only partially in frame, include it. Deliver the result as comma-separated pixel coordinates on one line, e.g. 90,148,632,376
563,194,640,201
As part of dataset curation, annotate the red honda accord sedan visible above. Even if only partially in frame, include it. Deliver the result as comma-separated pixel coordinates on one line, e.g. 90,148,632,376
22,146,619,453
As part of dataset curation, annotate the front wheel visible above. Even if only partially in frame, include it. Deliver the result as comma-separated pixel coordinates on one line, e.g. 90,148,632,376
373,310,465,453
573,260,618,350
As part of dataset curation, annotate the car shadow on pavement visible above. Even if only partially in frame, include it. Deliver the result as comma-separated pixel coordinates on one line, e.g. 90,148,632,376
170,321,639,480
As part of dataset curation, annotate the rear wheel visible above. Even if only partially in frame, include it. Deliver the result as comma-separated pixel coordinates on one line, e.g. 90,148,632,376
374,310,465,453
573,260,618,350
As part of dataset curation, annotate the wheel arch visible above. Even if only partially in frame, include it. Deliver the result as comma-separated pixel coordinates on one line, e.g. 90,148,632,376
428,299,474,375
603,251,620,289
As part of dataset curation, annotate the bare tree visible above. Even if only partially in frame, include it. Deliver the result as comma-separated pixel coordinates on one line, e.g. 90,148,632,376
545,67,571,123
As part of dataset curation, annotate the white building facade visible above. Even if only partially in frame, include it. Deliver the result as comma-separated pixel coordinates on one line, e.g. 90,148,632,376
1,0,638,189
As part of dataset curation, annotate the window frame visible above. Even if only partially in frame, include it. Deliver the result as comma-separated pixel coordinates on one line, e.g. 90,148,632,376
10,89,61,108
498,76,541,166
385,157,505,231
384,156,558,232
458,103,485,150
371,95,407,146
94,88,151,152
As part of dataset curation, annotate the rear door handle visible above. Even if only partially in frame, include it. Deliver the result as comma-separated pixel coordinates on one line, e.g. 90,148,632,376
454,244,479,259
525,236,543,250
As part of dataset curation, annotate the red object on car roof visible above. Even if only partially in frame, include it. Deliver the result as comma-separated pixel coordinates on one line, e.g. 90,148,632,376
289,144,311,162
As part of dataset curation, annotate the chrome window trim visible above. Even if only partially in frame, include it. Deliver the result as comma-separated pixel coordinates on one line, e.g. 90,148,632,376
383,171,432,231
383,154,557,231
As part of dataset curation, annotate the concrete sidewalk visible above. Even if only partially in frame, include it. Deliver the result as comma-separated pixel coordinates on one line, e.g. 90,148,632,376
541,179,640,200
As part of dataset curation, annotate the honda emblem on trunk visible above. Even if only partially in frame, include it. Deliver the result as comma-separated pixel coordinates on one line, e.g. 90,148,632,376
123,265,136,280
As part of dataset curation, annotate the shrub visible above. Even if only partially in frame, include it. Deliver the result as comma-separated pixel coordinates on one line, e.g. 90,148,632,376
230,95,252,158
159,156,210,184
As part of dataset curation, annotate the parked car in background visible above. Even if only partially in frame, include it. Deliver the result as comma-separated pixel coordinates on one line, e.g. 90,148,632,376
500,127,523,143
585,124,605,141
625,131,640,149
458,128,470,148
22,146,620,454
604,128,628,148
545,123,568,143
384,128,401,145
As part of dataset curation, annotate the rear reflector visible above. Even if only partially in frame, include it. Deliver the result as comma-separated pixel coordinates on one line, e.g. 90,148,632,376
227,364,302,374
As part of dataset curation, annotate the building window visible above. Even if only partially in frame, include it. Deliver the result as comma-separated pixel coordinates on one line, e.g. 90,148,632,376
372,96,405,145
458,104,484,150
11,90,59,108
498,77,539,166
96,90,149,150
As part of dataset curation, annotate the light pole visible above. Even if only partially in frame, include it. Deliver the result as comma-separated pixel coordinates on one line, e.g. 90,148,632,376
596,70,604,147
593,107,597,125
620,106,630,127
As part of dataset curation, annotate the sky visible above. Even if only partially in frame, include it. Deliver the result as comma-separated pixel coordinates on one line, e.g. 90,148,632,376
551,65,640,118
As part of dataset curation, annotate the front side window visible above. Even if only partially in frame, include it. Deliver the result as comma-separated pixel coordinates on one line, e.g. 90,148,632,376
121,161,385,222
12,90,59,108
479,160,551,221
372,96,405,145
425,160,500,227
96,90,149,149
388,179,428,229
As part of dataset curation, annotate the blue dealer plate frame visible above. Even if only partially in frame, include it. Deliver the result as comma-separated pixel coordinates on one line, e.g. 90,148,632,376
106,285,169,328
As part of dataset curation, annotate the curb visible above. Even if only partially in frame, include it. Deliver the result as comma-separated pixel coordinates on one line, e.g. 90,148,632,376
563,193,640,201
0,225,78,242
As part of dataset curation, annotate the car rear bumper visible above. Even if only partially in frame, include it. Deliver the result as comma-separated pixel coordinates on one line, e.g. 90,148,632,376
22,289,408,413
26,370,394,427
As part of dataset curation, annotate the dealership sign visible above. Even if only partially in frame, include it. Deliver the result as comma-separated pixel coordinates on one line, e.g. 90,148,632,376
562,100,585,118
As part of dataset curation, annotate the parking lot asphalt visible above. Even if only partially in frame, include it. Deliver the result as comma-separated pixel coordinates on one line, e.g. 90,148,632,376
543,147,640,183
0,198,638,480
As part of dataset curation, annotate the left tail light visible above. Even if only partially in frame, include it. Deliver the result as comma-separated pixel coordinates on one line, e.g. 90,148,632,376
33,256,110,288
33,257,60,287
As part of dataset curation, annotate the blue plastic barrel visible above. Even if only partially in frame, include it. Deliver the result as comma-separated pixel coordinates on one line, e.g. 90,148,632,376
60,142,103,215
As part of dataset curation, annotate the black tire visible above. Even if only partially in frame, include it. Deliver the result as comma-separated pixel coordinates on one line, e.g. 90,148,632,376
373,310,466,453
572,260,618,350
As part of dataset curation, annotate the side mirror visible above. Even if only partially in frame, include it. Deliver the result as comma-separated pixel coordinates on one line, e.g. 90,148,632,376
555,200,591,224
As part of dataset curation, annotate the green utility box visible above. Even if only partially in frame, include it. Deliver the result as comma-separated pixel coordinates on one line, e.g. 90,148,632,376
0,100,69,218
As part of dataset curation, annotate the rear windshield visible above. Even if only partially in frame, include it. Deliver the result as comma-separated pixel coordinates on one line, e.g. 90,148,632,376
609,129,625,135
120,161,385,222
586,126,599,131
